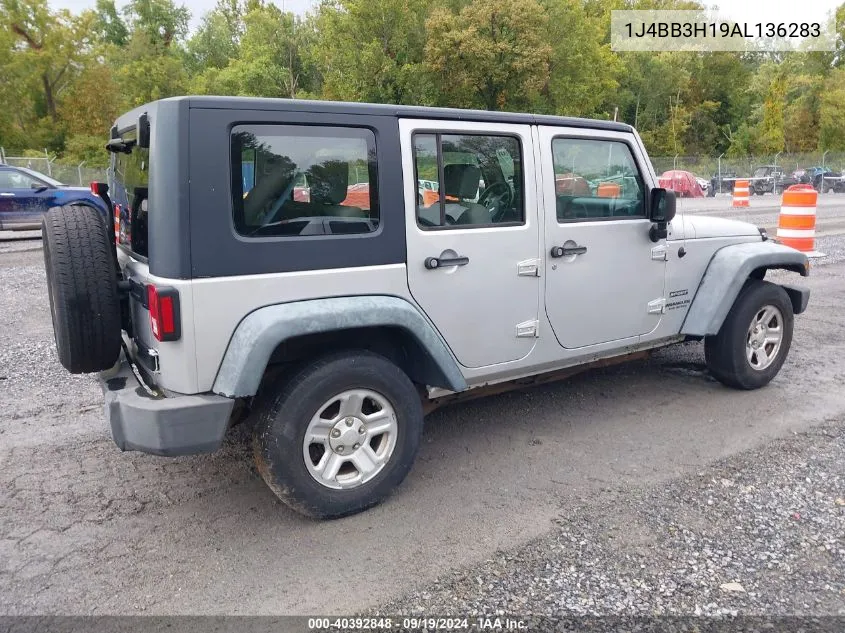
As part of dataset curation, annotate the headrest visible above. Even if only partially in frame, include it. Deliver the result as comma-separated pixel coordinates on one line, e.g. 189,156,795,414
444,164,481,200
308,160,349,205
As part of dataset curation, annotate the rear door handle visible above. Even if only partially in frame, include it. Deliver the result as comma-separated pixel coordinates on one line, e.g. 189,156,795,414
425,255,469,269
550,244,587,258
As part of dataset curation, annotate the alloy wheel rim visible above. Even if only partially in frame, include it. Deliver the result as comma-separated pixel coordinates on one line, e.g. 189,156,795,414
302,389,398,490
746,304,784,371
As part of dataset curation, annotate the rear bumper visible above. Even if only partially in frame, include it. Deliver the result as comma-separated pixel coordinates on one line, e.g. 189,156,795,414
98,357,235,457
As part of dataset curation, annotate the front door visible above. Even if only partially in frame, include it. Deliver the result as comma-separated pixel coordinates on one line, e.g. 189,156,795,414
539,129,666,349
401,119,541,369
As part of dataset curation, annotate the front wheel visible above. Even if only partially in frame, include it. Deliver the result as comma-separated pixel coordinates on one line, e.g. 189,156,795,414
704,280,794,390
252,351,424,519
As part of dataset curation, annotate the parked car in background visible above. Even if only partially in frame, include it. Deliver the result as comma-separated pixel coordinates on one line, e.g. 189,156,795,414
791,168,812,185
0,165,109,231
804,166,844,193
695,176,709,194
709,170,737,196
658,169,705,197
820,172,845,193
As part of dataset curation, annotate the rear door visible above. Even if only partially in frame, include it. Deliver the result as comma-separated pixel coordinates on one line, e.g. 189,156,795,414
539,128,666,349
400,119,541,369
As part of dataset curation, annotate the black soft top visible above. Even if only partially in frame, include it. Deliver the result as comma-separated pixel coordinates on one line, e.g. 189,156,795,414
116,95,634,134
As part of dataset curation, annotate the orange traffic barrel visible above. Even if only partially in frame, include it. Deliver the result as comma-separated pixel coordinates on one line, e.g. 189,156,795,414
597,183,621,198
776,184,822,256
732,179,749,207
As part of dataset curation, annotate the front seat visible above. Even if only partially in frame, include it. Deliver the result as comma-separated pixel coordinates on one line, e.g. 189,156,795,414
442,164,490,225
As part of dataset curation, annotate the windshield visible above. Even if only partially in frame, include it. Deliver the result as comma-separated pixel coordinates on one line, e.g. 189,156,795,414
15,166,65,187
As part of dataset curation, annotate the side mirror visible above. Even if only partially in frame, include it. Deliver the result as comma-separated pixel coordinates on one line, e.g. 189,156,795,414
648,188,676,242
649,187,676,223
30,183,48,193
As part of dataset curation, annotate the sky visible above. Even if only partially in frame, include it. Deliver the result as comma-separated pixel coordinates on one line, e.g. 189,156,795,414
46,0,842,34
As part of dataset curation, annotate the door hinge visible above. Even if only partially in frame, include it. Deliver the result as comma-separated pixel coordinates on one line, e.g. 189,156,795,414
647,298,667,314
517,258,541,277
516,319,540,338
651,245,668,261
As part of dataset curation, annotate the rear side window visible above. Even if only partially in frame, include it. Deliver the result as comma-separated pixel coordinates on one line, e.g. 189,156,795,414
552,137,645,222
413,132,524,229
231,125,379,237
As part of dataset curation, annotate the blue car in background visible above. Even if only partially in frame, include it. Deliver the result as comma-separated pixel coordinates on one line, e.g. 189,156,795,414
0,165,109,231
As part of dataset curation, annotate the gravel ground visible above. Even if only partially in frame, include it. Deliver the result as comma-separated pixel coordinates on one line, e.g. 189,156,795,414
2,229,844,619
375,419,845,617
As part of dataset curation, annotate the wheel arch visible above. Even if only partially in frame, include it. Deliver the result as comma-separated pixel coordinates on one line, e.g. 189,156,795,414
681,241,810,337
211,295,468,398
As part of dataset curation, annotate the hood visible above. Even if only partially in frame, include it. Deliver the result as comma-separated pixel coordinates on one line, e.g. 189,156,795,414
683,215,762,239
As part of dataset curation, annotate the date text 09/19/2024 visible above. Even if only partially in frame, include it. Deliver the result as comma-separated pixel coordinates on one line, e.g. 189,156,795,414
625,22,822,39
307,616,529,631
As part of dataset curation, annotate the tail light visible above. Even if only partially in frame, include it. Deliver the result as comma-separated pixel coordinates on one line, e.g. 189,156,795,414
113,204,121,244
147,285,181,342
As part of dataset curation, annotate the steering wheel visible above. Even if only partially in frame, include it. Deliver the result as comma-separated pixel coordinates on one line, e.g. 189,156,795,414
478,182,514,222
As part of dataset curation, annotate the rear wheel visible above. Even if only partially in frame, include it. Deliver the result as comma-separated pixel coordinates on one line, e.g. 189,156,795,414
252,351,423,519
42,204,121,374
705,280,794,390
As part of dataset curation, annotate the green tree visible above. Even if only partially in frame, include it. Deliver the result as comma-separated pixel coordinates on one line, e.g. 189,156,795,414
192,1,312,98
112,0,191,106
534,0,619,118
93,0,128,46
819,69,845,150
313,0,434,104
758,73,787,154
424,0,552,111
1,0,95,123
123,0,189,48
187,0,244,71
58,63,122,136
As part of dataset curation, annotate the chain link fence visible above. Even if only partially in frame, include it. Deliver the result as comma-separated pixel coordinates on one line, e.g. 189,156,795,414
0,148,108,186
651,152,845,180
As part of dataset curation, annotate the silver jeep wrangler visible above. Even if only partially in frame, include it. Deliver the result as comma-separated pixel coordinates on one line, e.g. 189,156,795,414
42,97,811,519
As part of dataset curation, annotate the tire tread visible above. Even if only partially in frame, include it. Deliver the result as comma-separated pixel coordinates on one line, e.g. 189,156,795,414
42,205,121,373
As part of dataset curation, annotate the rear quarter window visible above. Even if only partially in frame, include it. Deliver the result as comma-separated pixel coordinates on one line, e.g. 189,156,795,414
230,125,379,238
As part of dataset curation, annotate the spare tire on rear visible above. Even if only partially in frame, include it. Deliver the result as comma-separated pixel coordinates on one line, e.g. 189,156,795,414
42,204,122,374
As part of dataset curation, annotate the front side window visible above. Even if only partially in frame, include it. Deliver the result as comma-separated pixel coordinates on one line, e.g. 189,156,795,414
552,138,645,222
0,170,41,189
413,132,524,229
231,125,379,237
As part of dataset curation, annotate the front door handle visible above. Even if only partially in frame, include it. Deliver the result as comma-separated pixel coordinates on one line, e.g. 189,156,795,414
550,244,587,258
0,193,14,197
425,255,469,269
